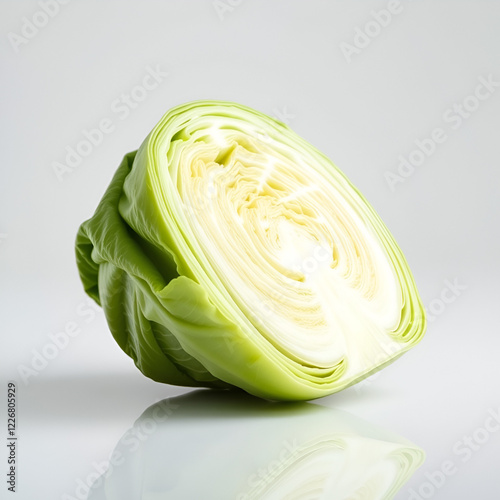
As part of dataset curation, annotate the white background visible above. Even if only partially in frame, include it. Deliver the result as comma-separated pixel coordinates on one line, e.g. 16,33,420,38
1,1,499,499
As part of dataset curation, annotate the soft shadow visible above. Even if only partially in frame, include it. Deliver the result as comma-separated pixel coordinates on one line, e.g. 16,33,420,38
20,372,190,424
86,390,425,500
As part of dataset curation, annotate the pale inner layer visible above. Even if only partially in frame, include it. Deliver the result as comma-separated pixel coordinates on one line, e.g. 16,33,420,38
172,122,403,372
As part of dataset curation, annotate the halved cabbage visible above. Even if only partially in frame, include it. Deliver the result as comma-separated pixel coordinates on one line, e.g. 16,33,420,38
76,100,426,400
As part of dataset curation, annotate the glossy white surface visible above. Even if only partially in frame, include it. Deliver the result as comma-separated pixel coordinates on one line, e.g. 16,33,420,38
1,1,499,499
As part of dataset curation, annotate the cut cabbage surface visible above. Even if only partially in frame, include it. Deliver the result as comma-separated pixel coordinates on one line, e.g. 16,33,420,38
76,100,426,400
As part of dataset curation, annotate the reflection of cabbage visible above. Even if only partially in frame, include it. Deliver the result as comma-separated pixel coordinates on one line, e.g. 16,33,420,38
87,391,425,500
76,101,426,401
